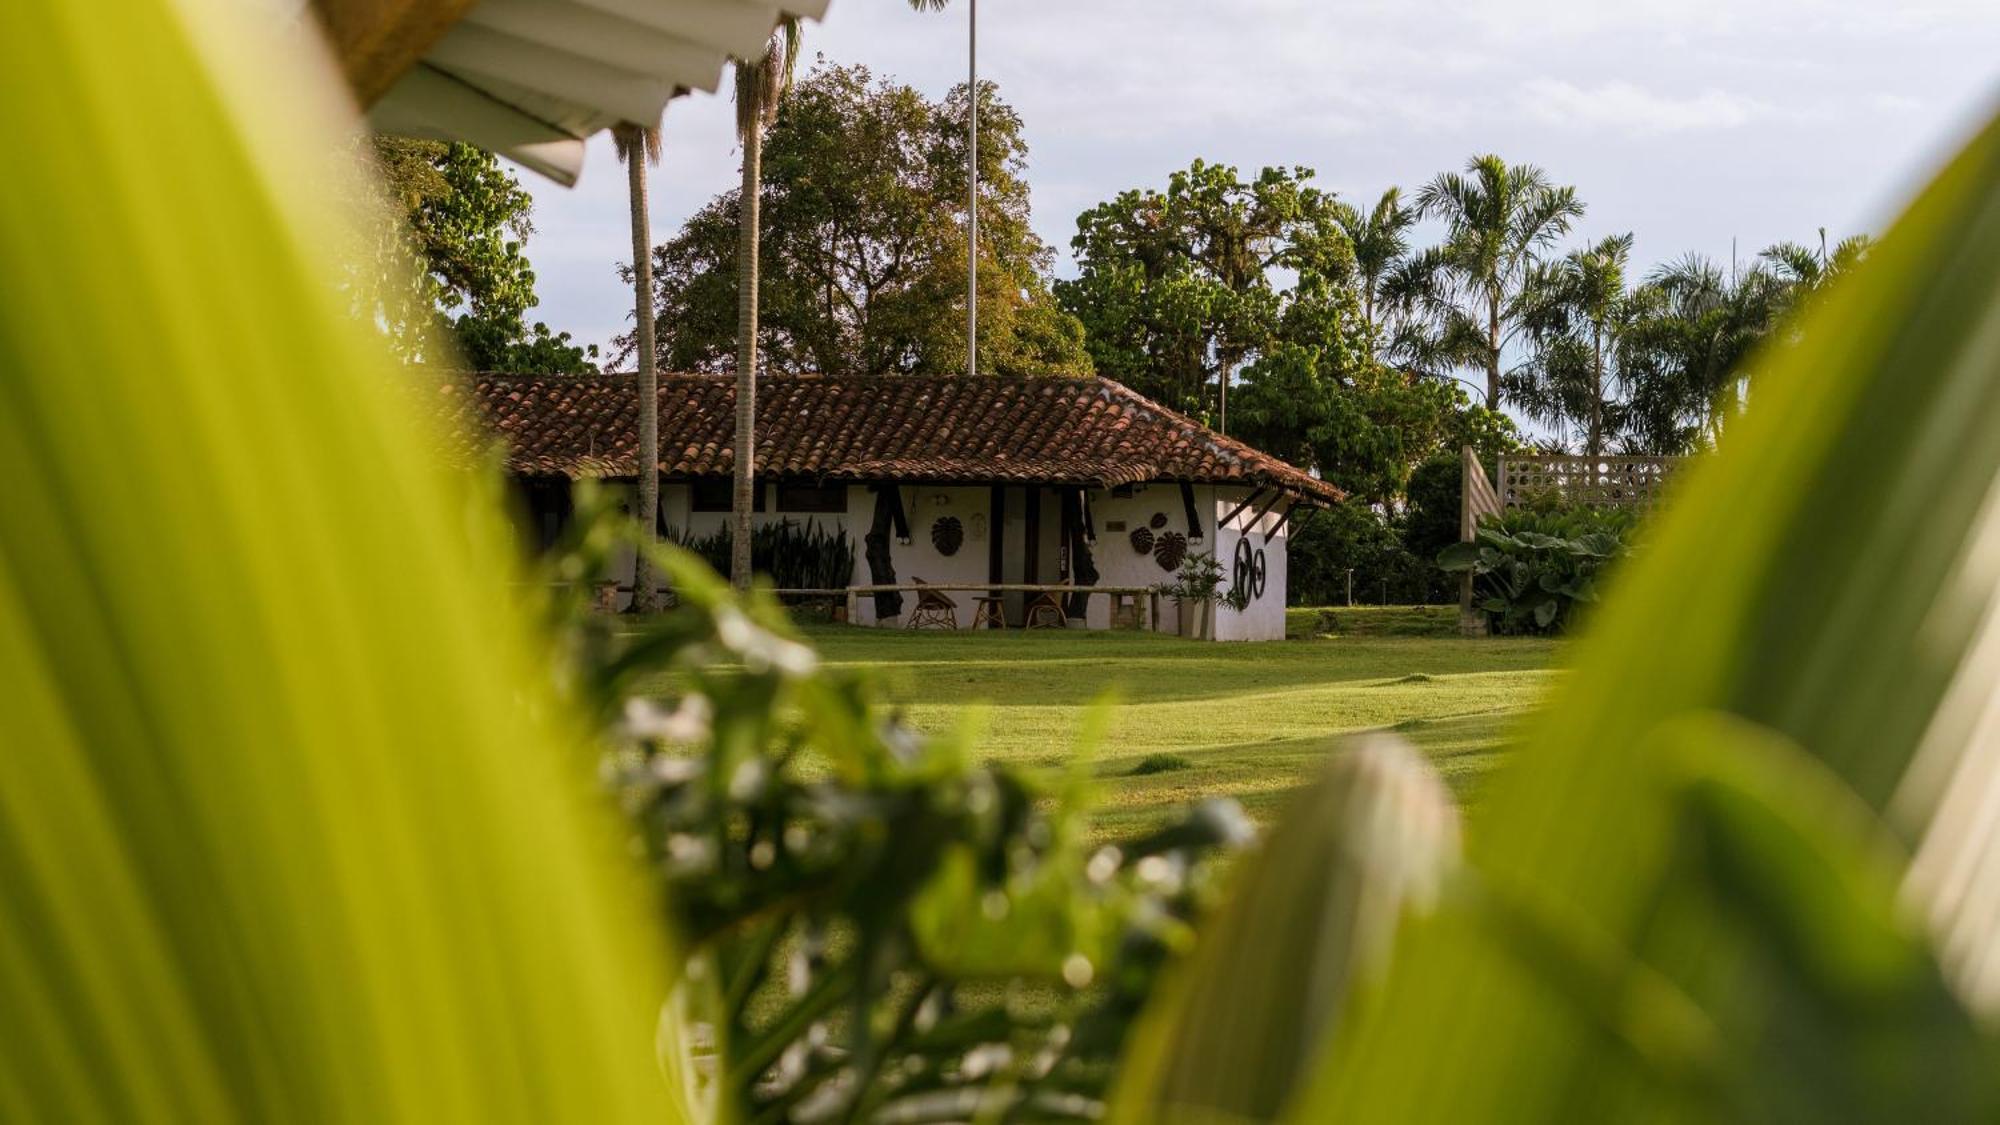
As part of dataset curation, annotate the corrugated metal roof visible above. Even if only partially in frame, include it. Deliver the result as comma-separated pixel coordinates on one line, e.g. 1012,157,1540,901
364,0,827,185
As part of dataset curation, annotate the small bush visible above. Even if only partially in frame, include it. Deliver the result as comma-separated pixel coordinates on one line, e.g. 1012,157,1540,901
1130,752,1195,776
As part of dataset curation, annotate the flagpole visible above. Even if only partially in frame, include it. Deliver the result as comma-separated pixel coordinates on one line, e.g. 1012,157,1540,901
966,0,978,377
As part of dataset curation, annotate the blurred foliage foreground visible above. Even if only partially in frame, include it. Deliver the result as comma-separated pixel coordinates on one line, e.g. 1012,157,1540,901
13,1,2000,1123
552,486,2000,1125
549,490,1255,1122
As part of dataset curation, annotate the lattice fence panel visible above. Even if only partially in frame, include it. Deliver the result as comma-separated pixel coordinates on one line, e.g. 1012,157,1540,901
1498,454,1681,510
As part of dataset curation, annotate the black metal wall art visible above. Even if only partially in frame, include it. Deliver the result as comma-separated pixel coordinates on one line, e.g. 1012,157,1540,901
1232,537,1268,600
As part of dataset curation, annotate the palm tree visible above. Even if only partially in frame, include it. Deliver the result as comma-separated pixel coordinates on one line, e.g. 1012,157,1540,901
614,120,663,611
725,1,952,589
1519,233,1633,458
1613,232,1877,454
1332,187,1416,358
1411,155,1585,410
1758,230,1875,323
728,21,800,589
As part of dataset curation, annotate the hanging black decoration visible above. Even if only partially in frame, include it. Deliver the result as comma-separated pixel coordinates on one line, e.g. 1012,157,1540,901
1233,536,1269,601
931,515,964,556
1149,512,1168,530
1129,525,1154,555
1154,530,1188,572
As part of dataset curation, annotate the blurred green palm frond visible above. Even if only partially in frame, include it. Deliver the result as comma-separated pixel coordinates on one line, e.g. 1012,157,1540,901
1117,107,2000,1122
0,2,686,1122
1104,105,2000,1120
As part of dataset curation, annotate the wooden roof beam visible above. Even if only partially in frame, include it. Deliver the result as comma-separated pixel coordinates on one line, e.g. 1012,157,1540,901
311,0,480,107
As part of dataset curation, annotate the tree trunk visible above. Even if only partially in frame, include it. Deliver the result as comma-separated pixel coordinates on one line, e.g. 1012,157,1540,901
1219,363,1228,436
1588,328,1603,461
1486,292,1502,411
731,119,763,590
628,141,660,612
1362,285,1376,363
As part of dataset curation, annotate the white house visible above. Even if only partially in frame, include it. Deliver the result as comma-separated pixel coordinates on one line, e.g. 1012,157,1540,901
443,373,1343,641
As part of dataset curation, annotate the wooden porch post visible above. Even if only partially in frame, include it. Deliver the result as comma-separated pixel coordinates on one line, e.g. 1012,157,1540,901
1459,446,1500,637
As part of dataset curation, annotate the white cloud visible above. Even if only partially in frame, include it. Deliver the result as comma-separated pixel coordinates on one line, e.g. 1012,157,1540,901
1517,79,1774,133
511,0,2000,357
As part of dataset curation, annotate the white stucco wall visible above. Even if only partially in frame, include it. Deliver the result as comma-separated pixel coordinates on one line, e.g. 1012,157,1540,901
1086,484,1211,633
1212,488,1290,642
577,478,1291,640
852,484,997,628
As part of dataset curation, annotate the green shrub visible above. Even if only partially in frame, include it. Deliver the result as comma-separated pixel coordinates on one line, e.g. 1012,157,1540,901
670,517,854,592
1438,505,1637,634
1400,452,1464,566
1288,504,1450,606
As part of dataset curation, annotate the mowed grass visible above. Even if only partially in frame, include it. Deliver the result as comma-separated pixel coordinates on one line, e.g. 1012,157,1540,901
699,606,1564,838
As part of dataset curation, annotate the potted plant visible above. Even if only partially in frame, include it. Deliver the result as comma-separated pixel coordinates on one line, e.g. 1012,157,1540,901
1158,552,1246,640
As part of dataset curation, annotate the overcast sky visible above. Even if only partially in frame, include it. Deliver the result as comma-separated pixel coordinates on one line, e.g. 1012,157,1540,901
512,0,2000,362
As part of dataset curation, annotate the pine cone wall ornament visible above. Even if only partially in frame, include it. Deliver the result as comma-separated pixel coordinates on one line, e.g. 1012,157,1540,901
1153,530,1188,572
931,515,964,556
1130,526,1155,555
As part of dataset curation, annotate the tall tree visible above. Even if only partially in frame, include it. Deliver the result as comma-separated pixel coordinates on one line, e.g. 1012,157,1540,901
1513,233,1635,458
1616,232,1874,454
623,64,1086,380
1410,155,1584,410
363,137,596,373
728,21,800,589
613,122,662,611
1059,161,1345,428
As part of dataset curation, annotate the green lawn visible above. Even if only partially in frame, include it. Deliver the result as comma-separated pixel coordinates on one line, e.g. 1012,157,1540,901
746,606,1560,837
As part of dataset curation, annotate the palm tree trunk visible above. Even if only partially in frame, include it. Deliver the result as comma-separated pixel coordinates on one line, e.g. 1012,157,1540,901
628,140,660,612
1486,293,1502,411
1363,286,1376,363
1588,328,1603,461
731,119,763,590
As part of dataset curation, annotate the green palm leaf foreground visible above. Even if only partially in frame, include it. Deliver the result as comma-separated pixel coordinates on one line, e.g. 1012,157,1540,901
1,2,687,1121
1121,108,2000,1122
12,0,2000,1121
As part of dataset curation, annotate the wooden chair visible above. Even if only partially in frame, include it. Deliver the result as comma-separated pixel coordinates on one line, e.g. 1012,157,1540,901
972,594,1007,630
905,579,959,630
1023,592,1067,629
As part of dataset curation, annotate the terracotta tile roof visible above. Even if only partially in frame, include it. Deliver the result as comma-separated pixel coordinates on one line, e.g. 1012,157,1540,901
437,373,1343,506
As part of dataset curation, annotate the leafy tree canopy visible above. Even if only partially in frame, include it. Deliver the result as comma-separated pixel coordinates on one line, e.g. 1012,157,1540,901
1061,160,1512,504
1055,161,1353,421
369,137,597,374
1233,347,1516,505
628,62,1087,378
